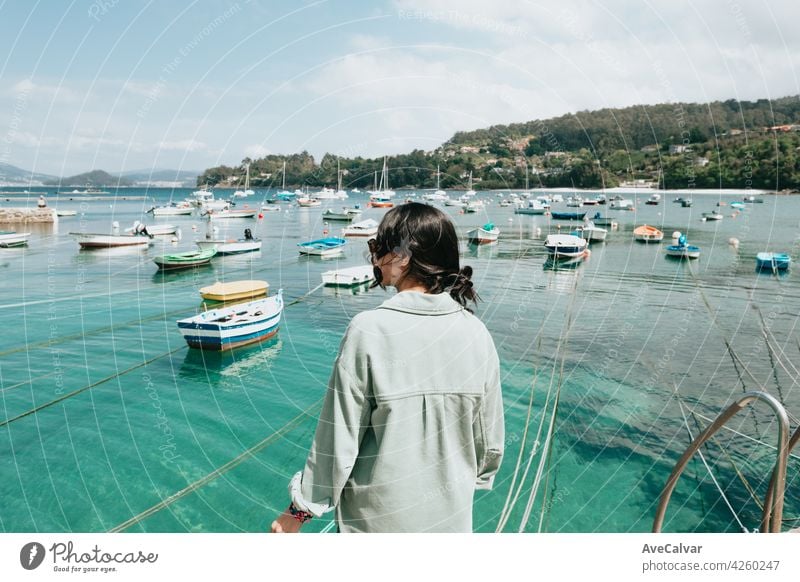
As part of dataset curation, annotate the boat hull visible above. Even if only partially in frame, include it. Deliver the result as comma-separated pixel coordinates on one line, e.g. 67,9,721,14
177,294,283,351
321,265,375,286
665,245,700,259
467,228,499,244
71,233,151,247
196,240,261,255
756,253,790,271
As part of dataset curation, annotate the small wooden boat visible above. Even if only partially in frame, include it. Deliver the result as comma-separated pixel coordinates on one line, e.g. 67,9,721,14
755,252,791,271
467,223,500,244
665,235,700,259
55,210,78,217
572,223,607,242
633,225,664,242
544,234,588,258
321,265,375,286
645,193,661,205
0,231,31,247
71,232,153,248
205,208,258,219
199,280,269,302
342,219,378,237
729,201,746,210
297,237,346,256
177,291,283,350
550,211,586,221
368,198,394,208
322,207,362,221
154,248,217,270
196,228,261,255
297,197,322,208
701,210,723,221
125,222,178,236
148,204,193,216
589,212,617,228
609,198,634,210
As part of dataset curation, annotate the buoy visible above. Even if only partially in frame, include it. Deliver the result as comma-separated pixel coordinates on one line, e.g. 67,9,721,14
191,224,198,231
170,236,178,243
258,213,263,219
112,221,119,229
672,231,681,240
535,227,541,237
728,237,739,248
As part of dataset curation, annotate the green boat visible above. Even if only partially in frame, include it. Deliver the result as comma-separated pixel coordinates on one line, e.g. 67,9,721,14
153,248,217,270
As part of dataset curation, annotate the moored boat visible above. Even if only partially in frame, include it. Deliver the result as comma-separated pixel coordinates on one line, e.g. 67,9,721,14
645,193,661,205
665,235,700,259
702,210,723,221
342,219,378,237
71,232,153,248
0,231,31,247
177,291,283,351
321,265,375,286
550,211,587,221
572,222,607,242
196,228,261,255
633,224,664,242
148,203,193,216
125,222,178,236
729,201,746,210
515,200,547,215
755,252,791,271
544,234,588,258
590,212,618,228
466,222,500,244
205,208,258,219
322,207,362,221
199,280,269,302
153,248,217,270
297,237,346,256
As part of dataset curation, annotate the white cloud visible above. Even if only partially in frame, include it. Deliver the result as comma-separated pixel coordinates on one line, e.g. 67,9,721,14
157,139,209,152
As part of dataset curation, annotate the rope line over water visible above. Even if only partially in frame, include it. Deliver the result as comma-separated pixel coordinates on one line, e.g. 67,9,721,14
109,396,325,533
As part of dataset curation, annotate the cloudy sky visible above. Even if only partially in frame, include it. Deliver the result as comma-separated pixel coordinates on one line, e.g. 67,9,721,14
0,0,798,176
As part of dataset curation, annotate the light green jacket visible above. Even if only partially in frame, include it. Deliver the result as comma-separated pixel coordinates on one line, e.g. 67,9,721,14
290,291,504,532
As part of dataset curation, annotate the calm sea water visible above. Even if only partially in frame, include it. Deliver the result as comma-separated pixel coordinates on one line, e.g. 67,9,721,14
1,187,798,533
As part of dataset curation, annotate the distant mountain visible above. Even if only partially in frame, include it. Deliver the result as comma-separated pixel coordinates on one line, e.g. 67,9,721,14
44,170,134,187
0,162,59,185
117,168,200,185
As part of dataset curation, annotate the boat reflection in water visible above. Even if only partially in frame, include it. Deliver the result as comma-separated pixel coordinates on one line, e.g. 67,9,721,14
179,337,283,387
322,280,372,297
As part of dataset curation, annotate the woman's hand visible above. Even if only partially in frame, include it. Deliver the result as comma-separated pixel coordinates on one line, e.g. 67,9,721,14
270,508,303,533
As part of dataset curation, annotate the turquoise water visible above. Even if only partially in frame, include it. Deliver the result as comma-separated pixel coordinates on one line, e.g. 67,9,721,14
1,188,799,533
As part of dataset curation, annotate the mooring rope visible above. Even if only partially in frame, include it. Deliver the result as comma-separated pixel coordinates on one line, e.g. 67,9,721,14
109,396,325,532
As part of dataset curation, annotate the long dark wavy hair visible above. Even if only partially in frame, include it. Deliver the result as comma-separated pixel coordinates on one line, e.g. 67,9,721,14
370,202,478,310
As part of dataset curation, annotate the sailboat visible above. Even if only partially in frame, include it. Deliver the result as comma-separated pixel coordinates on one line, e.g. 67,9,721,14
233,163,255,198
369,156,395,207
335,159,348,199
424,165,447,201
273,161,295,201
464,171,476,197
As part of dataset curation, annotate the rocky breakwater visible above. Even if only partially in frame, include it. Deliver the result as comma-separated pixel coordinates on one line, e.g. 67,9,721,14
0,207,57,223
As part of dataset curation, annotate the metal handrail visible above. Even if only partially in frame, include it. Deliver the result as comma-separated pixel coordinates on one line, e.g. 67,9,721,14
653,391,790,533
761,423,800,532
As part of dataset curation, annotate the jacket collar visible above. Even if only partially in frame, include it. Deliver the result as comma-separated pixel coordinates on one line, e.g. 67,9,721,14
377,290,464,315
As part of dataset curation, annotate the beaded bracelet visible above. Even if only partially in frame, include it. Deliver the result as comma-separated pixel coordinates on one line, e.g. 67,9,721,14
288,502,313,523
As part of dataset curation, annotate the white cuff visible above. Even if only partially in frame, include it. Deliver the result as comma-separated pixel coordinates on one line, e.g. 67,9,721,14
289,471,334,518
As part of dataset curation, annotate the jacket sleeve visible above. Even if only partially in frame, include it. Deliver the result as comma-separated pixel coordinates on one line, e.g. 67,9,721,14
289,323,372,517
475,343,504,490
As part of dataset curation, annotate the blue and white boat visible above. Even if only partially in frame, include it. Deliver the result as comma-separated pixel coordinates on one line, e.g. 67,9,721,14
665,235,700,259
544,234,588,258
177,291,283,351
730,201,746,210
297,237,346,256
755,252,791,271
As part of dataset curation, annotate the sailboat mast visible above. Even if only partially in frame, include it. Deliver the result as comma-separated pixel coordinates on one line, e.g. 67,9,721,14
437,164,440,189
282,161,286,190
